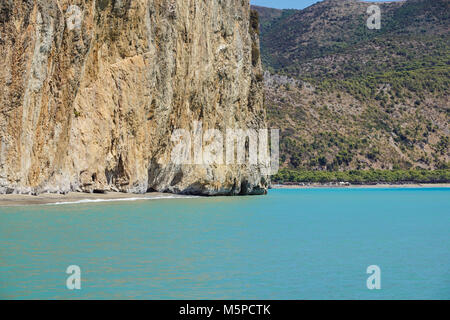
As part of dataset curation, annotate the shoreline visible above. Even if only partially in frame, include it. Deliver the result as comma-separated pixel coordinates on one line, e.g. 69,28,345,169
271,183,450,189
0,192,197,207
1,183,449,206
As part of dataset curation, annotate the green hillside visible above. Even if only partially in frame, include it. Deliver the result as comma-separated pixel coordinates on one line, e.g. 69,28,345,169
253,0,449,177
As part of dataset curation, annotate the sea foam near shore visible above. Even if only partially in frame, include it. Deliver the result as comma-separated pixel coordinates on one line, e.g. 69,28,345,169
0,192,199,207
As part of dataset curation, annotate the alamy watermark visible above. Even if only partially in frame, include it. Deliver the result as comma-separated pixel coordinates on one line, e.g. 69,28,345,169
66,5,83,31
170,122,280,175
366,265,381,290
62,6,280,176
63,264,382,291
66,265,81,290
367,5,381,30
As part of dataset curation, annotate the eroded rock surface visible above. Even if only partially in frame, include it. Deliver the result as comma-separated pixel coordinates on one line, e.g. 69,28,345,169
0,0,267,195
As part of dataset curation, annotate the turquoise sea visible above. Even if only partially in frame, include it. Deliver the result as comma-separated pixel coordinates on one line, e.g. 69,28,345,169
0,188,449,299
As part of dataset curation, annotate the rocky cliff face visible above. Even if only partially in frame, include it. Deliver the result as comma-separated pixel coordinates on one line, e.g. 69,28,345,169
0,0,268,195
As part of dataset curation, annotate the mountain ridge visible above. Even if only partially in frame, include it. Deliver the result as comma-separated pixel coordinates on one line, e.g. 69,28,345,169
253,0,449,172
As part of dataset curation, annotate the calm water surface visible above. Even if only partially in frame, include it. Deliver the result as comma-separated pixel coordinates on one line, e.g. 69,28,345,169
0,188,449,299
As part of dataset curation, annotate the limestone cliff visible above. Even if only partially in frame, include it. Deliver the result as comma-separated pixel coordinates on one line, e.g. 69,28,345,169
0,0,268,195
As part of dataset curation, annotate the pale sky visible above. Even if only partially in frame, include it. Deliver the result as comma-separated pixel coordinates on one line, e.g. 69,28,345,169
250,0,402,10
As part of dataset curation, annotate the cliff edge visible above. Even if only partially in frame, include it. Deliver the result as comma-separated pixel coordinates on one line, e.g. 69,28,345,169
0,0,268,195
